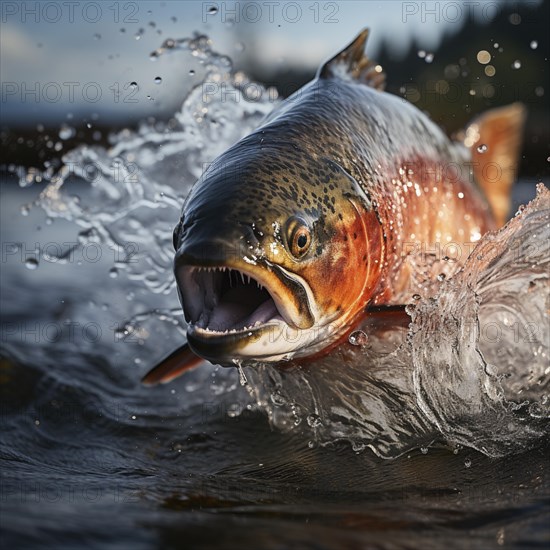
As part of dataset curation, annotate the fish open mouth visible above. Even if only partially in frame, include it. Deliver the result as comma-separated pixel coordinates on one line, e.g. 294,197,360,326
178,265,299,336
175,251,317,362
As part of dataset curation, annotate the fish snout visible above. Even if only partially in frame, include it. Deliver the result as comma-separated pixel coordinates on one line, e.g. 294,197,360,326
174,220,262,271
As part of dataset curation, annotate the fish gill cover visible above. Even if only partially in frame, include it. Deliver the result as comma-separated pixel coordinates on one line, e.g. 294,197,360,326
17,35,550,459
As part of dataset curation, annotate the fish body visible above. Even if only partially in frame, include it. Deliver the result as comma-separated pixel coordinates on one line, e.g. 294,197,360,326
144,29,525,383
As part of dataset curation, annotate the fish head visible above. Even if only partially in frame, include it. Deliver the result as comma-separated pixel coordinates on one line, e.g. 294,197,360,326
173,143,384,365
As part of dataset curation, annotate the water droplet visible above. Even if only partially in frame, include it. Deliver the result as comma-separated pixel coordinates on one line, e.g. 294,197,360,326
129,82,138,90
477,144,488,153
93,33,101,40
270,389,286,406
412,293,421,300
424,53,434,63
236,363,248,386
189,69,195,76
235,42,245,52
509,13,521,25
476,50,491,64
529,40,538,50
154,77,162,85
109,267,118,278
25,258,39,270
58,125,75,140
512,60,521,69
170,16,177,22
307,414,322,428
348,330,368,347
20,205,30,216
515,204,525,216
420,447,428,455
417,50,426,58
437,273,446,282
464,457,472,468
207,6,218,14
77,228,101,244
86,122,92,129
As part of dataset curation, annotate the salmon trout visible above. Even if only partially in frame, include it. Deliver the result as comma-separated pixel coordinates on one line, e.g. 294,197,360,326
143,29,525,384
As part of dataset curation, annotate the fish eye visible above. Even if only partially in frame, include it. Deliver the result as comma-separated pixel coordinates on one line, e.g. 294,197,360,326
286,217,312,259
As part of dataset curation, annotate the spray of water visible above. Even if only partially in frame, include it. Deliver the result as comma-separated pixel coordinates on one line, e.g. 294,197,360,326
19,35,549,458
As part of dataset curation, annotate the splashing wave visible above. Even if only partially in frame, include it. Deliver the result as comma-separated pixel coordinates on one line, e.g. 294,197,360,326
20,35,549,458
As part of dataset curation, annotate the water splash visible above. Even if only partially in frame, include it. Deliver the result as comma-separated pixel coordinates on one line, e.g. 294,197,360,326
18,35,549,458
244,187,550,457
23,34,277,297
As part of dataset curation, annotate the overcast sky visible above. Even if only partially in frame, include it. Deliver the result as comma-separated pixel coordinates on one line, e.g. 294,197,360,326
1,0,539,125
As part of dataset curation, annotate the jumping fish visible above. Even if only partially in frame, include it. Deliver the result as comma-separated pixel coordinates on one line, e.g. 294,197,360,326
143,29,525,385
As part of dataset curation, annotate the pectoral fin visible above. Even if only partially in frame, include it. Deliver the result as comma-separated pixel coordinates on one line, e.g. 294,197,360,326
141,343,203,386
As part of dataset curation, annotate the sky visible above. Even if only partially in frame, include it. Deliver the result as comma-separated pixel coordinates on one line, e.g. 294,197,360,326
0,0,540,126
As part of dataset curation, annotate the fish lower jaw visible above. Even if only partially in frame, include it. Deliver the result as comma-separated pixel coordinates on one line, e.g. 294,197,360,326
192,316,284,336
186,317,338,365
186,318,296,363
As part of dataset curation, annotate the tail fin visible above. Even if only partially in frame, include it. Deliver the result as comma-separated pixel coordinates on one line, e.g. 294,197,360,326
465,103,526,226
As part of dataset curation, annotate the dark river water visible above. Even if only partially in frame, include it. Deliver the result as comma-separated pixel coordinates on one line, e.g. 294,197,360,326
1,37,549,549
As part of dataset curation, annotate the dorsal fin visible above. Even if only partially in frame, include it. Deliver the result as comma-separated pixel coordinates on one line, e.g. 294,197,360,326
317,28,386,90
464,103,526,227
